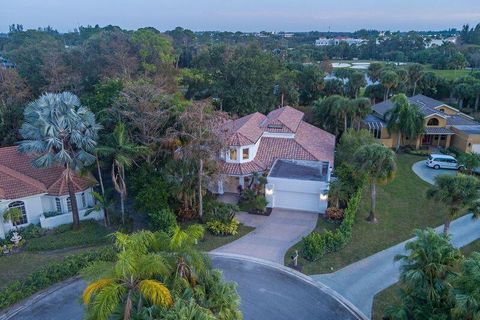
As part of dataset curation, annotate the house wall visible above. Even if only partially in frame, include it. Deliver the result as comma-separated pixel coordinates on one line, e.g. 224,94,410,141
449,127,480,152
0,188,99,239
39,208,103,229
434,105,458,115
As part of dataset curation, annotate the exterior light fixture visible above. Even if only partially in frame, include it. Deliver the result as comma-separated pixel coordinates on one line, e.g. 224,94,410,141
265,183,274,196
320,189,329,201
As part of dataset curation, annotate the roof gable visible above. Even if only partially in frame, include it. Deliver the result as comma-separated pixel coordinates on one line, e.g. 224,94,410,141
0,146,96,200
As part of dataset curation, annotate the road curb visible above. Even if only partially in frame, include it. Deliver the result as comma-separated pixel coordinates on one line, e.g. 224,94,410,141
209,252,369,320
0,276,83,320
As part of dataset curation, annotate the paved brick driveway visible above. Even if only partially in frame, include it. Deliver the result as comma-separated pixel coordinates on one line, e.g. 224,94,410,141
212,208,318,264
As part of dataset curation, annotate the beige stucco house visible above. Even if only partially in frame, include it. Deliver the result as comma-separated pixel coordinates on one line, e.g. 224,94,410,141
363,94,480,153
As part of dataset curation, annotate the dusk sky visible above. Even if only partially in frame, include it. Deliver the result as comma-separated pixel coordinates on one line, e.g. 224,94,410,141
1,0,480,33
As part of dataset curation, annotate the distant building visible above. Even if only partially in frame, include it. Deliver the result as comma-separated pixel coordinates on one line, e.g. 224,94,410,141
315,37,366,47
425,36,457,48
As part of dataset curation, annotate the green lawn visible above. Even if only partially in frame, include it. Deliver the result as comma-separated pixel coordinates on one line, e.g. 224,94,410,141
285,154,448,274
0,245,105,289
196,224,254,252
372,238,480,319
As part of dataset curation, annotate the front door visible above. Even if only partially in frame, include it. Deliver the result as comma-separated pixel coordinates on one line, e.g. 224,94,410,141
422,135,432,145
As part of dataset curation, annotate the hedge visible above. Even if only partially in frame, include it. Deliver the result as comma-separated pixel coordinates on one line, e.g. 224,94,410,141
302,188,363,261
0,246,116,309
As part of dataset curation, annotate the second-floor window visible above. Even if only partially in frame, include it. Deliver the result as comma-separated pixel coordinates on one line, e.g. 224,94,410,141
242,148,249,160
229,148,237,161
427,118,439,126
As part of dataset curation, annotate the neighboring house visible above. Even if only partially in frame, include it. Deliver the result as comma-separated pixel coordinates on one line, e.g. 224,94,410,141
363,94,480,153
0,146,103,239
216,106,335,213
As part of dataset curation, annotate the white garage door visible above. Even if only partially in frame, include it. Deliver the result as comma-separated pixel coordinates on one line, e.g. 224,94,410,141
472,144,480,153
273,190,319,212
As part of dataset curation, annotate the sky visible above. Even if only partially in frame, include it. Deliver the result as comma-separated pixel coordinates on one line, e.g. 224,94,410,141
1,0,480,33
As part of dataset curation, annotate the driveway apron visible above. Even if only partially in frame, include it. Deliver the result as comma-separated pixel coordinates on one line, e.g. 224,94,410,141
212,208,318,264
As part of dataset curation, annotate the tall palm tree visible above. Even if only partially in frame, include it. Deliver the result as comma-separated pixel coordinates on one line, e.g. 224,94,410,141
407,63,424,95
387,229,461,319
97,122,148,224
386,94,424,152
353,143,396,223
452,252,480,320
18,92,101,229
380,70,399,101
427,174,480,234
82,231,173,320
350,97,372,130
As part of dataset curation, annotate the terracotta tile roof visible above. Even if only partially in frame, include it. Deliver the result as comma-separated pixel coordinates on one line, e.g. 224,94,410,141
0,146,97,200
261,106,304,133
220,112,266,146
219,117,336,176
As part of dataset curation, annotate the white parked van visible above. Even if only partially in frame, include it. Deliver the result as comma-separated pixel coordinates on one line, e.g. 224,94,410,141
426,154,464,170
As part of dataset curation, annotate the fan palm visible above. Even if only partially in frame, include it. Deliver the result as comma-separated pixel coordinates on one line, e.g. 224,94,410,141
353,143,396,223
18,92,101,229
386,94,425,152
427,173,480,234
97,122,149,224
82,231,173,320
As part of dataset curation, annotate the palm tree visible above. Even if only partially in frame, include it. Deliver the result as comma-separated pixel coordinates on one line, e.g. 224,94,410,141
97,122,148,224
458,152,480,175
18,92,101,229
380,70,399,100
350,97,371,130
387,229,461,319
85,191,113,226
386,94,425,152
407,63,424,95
82,231,173,320
427,174,480,234
2,207,22,231
452,252,480,320
353,143,396,223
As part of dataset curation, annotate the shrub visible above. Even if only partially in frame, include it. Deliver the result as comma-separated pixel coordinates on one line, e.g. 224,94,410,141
148,208,178,232
43,211,62,218
302,188,362,261
24,221,110,251
0,246,116,309
325,207,344,221
204,199,238,224
134,176,170,214
0,224,45,246
206,218,240,236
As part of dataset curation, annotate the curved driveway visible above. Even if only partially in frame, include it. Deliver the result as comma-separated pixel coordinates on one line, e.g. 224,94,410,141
412,160,456,185
1,254,366,320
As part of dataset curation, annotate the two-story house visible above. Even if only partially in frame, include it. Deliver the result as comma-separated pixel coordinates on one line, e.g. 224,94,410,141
216,106,335,213
363,94,480,153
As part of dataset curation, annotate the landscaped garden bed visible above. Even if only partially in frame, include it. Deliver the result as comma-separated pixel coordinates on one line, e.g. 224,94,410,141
285,154,449,274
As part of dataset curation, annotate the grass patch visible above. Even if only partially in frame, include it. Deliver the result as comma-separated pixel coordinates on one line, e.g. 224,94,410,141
0,246,105,290
23,221,110,252
196,224,254,252
285,154,448,274
372,238,480,319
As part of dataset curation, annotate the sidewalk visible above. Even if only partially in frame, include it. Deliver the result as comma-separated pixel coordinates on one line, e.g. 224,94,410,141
311,213,480,319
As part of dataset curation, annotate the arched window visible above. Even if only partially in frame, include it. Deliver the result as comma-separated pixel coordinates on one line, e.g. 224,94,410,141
427,118,439,126
8,201,28,225
66,197,72,212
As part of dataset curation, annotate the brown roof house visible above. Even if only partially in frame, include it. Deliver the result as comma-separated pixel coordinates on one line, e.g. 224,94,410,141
363,94,480,153
216,106,335,213
0,146,103,239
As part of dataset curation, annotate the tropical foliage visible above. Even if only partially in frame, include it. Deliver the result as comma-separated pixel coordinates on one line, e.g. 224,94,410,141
426,174,480,234
18,92,101,229
82,229,242,320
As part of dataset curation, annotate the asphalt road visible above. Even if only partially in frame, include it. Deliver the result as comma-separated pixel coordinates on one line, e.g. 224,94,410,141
2,255,364,320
